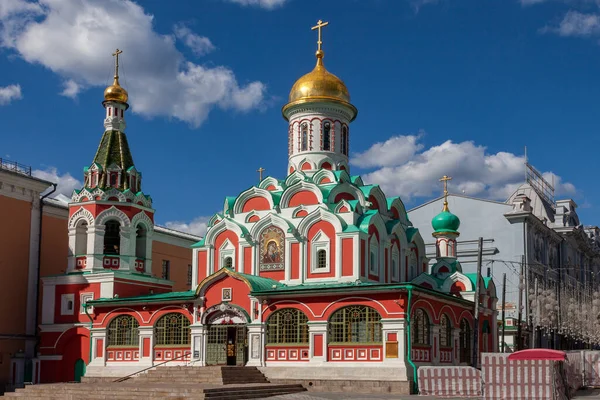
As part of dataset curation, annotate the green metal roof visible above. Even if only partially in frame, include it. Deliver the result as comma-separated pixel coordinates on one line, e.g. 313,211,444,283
406,227,418,242
87,290,196,306
233,269,284,292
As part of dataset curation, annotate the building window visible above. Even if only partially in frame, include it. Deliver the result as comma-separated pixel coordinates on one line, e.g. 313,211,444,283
301,123,308,151
107,315,139,346
61,294,75,316
135,225,147,259
341,126,348,155
369,235,379,275
266,308,309,345
154,313,191,346
328,306,382,344
224,257,233,269
439,314,452,347
220,239,236,271
310,231,330,273
104,221,120,255
411,308,431,346
109,172,118,187
187,264,192,286
459,318,472,364
323,122,331,151
162,260,170,280
317,249,327,269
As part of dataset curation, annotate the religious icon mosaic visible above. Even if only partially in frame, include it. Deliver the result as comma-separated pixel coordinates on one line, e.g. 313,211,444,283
259,226,285,271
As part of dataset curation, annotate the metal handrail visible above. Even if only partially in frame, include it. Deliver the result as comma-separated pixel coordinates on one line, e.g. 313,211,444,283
0,158,32,176
112,351,192,383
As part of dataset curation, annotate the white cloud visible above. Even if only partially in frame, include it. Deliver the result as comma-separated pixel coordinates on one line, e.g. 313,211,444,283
0,0,266,127
542,11,600,37
165,216,210,237
411,0,439,11
352,134,424,168
174,24,215,57
520,0,548,5
32,167,82,198
354,135,576,202
0,84,22,105
60,79,82,98
225,0,288,9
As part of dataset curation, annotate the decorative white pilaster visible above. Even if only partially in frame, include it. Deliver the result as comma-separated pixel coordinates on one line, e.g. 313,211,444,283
380,319,407,377
452,328,460,365
431,325,441,364
119,226,131,271
138,326,153,366
67,227,77,272
308,321,327,365
246,323,266,367
88,328,107,367
190,324,206,366
88,226,105,271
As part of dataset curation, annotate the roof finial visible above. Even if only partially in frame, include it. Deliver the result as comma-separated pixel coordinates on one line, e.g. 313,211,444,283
439,175,452,212
112,49,123,81
311,19,329,65
257,167,265,182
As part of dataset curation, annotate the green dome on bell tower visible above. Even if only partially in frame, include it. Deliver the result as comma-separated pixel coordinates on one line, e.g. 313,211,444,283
432,175,460,236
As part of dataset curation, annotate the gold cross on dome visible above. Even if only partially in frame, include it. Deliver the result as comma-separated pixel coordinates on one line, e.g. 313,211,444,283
311,19,329,52
439,175,452,212
112,49,123,78
257,167,265,182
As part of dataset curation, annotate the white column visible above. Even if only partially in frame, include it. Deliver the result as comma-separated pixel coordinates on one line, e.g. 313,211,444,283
88,328,107,367
144,230,153,274
138,326,153,366
88,225,105,271
190,324,206,366
308,321,327,365
67,227,77,272
452,328,460,365
119,226,131,271
246,323,266,367
380,319,407,378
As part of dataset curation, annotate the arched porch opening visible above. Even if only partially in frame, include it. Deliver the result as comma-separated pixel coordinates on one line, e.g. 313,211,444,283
203,303,249,366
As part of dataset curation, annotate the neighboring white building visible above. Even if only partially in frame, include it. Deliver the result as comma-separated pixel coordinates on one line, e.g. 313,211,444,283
408,165,600,351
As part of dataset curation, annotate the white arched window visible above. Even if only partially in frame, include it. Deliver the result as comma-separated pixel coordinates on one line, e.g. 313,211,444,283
341,126,348,155
391,245,400,281
311,230,330,273
322,121,331,151
219,239,236,271
301,124,308,151
369,235,379,275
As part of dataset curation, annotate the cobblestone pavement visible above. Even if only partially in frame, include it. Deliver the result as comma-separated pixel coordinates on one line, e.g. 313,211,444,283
264,388,600,400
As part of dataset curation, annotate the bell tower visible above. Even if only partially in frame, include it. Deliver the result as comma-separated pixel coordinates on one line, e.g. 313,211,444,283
282,20,357,175
432,176,461,260
66,50,154,275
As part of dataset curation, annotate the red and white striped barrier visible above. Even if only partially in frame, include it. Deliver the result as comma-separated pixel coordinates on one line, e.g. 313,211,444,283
583,351,600,387
481,353,568,400
566,351,583,391
418,366,482,397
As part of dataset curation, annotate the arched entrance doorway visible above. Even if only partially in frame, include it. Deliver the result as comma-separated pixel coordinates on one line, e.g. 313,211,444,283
203,303,249,366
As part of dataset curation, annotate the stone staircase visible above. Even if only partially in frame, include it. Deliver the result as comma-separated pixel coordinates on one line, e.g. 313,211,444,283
2,367,306,399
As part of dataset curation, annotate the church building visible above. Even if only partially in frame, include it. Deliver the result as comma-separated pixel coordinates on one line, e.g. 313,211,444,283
38,21,497,391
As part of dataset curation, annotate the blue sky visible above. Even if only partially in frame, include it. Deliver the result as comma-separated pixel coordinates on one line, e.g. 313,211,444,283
1,0,599,235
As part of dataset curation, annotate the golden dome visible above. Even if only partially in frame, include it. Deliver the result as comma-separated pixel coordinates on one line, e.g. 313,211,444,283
104,76,128,103
286,50,352,107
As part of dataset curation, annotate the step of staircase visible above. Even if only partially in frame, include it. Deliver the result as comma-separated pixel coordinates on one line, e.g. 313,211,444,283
3,383,305,399
3,367,305,399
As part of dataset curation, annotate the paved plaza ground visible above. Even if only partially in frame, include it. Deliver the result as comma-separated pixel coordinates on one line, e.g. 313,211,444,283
265,388,600,399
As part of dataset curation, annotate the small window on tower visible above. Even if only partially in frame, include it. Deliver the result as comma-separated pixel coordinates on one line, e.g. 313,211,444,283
323,122,331,151
121,109,124,118
341,126,348,156
108,108,112,117
301,123,308,151
224,257,233,269
110,173,118,187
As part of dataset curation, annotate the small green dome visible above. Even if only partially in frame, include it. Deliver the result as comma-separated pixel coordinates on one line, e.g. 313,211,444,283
432,210,460,233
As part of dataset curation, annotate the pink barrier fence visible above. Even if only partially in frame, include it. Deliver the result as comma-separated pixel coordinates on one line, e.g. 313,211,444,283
417,366,482,397
481,353,568,400
566,351,583,391
583,351,600,387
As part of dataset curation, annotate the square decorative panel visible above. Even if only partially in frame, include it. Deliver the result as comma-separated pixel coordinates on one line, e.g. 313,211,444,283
222,288,232,302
